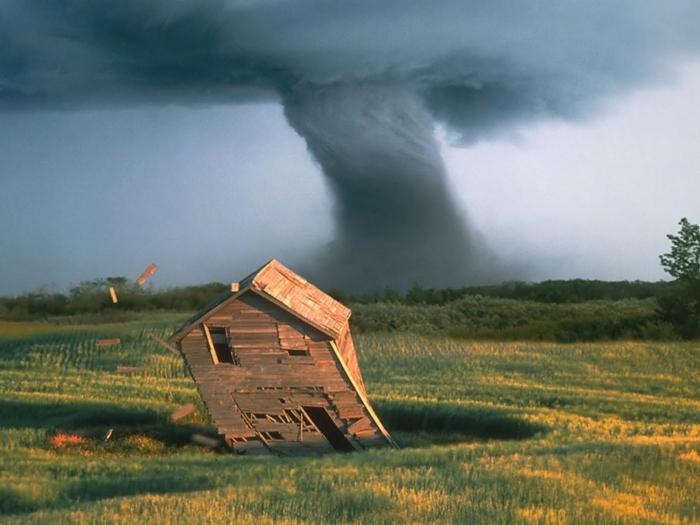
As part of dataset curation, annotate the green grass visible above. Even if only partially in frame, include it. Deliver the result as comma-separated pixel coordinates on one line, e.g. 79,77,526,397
0,318,699,524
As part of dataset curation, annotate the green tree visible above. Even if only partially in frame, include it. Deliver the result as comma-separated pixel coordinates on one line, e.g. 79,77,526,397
658,218,700,339
659,217,700,282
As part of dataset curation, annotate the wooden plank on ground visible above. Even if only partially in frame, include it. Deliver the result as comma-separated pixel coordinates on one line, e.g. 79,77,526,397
191,433,220,448
96,338,120,347
116,365,141,373
170,403,196,421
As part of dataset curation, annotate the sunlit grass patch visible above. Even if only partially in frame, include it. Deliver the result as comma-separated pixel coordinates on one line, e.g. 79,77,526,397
679,449,700,462
0,321,698,523
516,506,569,525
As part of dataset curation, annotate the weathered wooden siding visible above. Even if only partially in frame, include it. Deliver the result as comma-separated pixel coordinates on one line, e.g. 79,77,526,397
178,291,385,454
335,326,367,397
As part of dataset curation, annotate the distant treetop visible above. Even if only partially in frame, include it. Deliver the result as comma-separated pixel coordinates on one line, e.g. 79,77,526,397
659,218,700,283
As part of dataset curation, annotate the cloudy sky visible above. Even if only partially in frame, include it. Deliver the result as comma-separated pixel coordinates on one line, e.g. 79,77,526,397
1,1,699,294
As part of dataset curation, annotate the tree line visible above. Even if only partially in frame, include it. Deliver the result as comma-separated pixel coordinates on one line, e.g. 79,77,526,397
0,277,673,320
1,218,697,340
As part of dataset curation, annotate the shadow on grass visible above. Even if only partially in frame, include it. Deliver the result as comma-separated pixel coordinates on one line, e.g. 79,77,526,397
0,399,230,515
373,399,546,447
0,397,546,516
0,399,217,448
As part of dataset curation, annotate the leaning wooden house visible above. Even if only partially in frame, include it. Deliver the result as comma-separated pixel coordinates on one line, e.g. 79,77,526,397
170,259,397,455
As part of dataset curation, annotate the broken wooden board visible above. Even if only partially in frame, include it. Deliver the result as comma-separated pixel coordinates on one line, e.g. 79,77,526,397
96,338,120,347
116,365,141,373
191,433,220,448
147,333,180,356
170,403,196,422
137,263,159,286
346,417,373,435
109,287,118,304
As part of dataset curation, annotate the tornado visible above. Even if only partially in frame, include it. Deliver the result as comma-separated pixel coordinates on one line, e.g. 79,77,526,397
284,84,490,289
3,1,700,289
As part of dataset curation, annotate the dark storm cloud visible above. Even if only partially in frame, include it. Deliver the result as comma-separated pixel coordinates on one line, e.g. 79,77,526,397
283,83,501,288
2,0,699,288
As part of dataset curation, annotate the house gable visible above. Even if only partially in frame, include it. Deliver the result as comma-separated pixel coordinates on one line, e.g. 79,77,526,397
172,286,337,344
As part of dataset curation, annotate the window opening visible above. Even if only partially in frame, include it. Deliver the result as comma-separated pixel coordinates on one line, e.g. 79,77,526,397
206,326,239,364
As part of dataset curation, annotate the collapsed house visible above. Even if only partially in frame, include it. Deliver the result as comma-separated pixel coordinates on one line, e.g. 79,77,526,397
170,259,397,455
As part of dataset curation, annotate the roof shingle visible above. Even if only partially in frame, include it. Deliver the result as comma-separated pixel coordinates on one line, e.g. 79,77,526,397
251,260,350,338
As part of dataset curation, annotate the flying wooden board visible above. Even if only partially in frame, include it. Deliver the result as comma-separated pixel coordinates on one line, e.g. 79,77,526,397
137,263,159,286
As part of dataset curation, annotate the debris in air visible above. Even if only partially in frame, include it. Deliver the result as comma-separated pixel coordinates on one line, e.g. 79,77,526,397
137,263,159,286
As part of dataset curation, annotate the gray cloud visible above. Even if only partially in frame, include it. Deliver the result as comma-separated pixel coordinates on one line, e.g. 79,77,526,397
2,0,699,289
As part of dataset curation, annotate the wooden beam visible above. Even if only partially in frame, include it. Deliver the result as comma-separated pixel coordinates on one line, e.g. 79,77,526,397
297,405,304,442
147,333,180,356
234,401,273,453
329,341,399,449
201,323,219,364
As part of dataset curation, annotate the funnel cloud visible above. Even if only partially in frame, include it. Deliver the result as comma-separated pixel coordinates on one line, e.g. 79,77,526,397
283,83,495,288
2,1,699,289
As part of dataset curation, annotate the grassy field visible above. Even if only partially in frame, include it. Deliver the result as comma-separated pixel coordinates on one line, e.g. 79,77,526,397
0,316,699,524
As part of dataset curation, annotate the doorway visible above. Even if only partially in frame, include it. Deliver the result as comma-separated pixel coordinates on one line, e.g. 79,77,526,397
302,406,355,452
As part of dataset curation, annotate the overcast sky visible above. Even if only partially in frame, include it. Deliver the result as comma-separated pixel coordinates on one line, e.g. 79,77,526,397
1,2,699,294
1,58,698,295
443,60,700,283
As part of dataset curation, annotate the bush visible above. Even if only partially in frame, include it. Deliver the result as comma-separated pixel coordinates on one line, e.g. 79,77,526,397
350,296,669,341
656,281,700,339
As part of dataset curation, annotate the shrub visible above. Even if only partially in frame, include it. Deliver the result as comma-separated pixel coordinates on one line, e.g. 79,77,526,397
350,296,666,341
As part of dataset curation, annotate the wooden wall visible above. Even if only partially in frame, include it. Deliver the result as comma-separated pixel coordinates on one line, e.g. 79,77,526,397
178,292,387,455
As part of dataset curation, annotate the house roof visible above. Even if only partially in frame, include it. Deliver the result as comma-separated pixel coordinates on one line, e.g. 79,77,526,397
171,259,351,341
